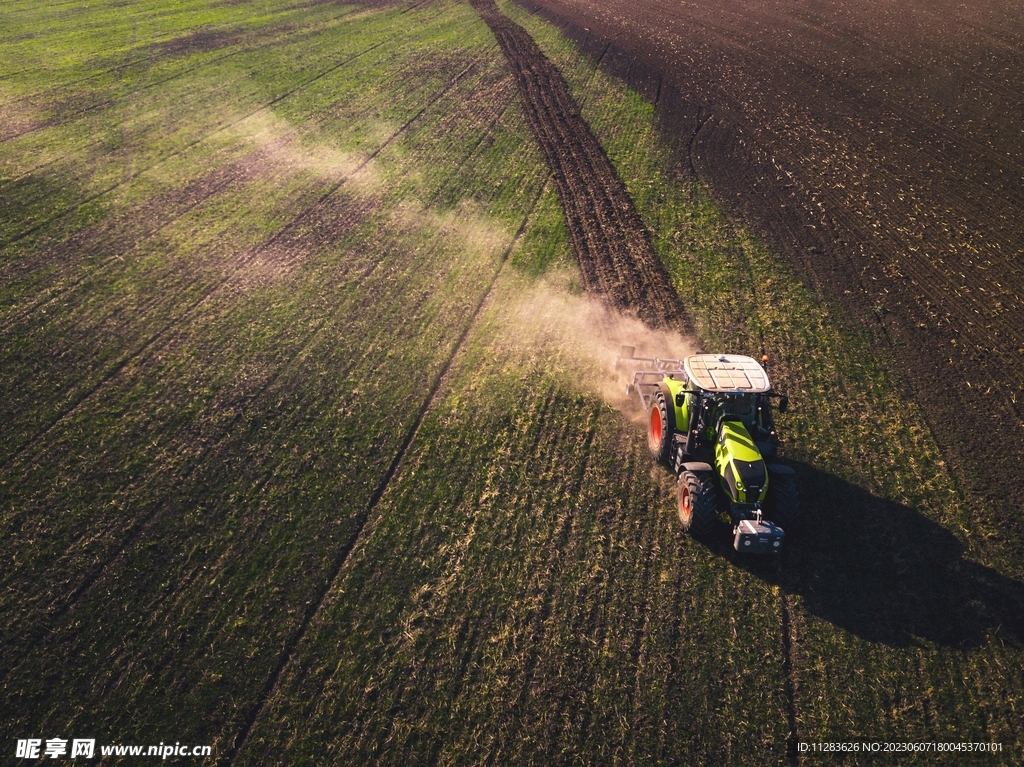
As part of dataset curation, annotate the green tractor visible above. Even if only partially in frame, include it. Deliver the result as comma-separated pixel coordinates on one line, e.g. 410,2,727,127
619,349,798,554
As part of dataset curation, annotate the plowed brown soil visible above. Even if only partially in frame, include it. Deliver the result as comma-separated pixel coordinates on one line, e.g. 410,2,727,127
471,0,691,332
517,0,1024,536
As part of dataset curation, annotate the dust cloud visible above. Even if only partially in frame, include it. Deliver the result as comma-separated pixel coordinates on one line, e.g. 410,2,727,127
390,200,509,263
500,272,698,420
225,110,382,191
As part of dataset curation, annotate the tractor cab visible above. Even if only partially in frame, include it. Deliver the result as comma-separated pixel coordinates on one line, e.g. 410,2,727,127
681,353,774,455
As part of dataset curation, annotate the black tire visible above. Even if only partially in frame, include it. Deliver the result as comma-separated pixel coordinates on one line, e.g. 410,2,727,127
647,390,674,466
678,470,716,535
767,472,799,529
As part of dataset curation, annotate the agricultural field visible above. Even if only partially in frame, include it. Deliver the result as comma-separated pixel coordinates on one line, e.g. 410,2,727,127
1,0,1021,764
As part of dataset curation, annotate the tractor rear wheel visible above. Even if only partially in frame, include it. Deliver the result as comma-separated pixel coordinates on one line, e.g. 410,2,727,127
678,470,716,535
767,472,799,529
647,391,673,466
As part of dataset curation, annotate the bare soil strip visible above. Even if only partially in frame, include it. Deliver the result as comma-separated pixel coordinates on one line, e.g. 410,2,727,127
470,0,690,332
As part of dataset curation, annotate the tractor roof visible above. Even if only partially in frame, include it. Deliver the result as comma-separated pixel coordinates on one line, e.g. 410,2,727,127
684,354,771,393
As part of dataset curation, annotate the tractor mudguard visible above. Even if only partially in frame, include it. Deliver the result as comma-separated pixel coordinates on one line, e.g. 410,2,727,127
660,378,688,428
680,461,713,473
766,463,795,475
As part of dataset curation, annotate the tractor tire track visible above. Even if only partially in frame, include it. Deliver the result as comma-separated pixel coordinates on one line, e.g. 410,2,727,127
224,176,551,767
470,0,690,333
780,593,800,765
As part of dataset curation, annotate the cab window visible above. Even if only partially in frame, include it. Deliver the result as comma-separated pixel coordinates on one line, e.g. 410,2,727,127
720,393,754,418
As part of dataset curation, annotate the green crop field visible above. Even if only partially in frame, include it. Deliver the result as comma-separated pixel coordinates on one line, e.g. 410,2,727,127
2,0,1021,764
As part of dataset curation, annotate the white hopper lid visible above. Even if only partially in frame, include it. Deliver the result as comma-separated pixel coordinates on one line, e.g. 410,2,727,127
683,354,771,393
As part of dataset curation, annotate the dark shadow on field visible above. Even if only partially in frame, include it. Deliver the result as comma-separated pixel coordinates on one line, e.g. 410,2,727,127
694,460,1024,648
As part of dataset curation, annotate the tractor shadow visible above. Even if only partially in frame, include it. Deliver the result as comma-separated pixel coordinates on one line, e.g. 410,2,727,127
693,460,1024,647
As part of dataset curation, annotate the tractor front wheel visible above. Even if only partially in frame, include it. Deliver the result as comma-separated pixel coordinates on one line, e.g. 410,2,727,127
647,391,673,466
678,470,716,535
